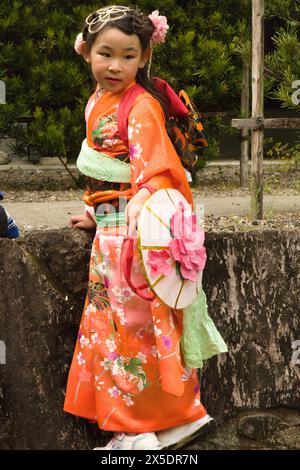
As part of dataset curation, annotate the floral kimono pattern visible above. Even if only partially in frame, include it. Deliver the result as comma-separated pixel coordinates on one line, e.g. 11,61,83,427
63,82,210,432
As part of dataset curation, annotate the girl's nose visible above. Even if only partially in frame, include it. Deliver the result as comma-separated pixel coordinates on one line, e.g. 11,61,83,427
108,60,122,72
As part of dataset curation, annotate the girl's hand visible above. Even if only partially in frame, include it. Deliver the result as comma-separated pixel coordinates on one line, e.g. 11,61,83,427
125,187,151,238
69,214,96,231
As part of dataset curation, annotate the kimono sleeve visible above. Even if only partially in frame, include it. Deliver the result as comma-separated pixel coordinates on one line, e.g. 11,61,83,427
127,94,193,207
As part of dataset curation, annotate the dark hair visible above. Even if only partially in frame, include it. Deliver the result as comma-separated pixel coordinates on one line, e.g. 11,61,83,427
82,7,169,119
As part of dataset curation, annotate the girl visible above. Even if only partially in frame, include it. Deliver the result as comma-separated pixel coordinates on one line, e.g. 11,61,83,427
0,192,19,238
64,5,227,451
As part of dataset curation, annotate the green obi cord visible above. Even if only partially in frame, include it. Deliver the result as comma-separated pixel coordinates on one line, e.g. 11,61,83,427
77,138,131,183
96,211,127,227
181,286,228,368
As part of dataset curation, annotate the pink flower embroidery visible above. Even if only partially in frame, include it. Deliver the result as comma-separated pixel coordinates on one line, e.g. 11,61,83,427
147,249,172,277
169,201,207,282
148,10,169,45
129,143,142,160
162,336,172,350
108,352,119,361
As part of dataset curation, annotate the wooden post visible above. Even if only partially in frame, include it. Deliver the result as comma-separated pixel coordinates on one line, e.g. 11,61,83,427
240,61,250,187
251,0,264,219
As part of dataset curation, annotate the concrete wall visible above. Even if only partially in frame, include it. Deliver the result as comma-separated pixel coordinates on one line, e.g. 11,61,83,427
0,228,299,449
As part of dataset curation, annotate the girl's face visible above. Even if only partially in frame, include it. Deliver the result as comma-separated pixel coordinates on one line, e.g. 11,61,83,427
85,26,149,93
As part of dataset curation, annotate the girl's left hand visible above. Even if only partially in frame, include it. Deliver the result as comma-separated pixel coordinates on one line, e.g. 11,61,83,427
125,187,151,238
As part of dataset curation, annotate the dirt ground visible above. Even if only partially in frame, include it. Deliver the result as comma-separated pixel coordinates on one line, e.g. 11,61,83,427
1,161,299,233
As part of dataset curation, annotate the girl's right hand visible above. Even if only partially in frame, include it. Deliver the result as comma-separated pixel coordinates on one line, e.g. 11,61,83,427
68,214,96,231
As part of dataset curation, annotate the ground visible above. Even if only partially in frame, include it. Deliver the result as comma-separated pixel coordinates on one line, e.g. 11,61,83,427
1,160,299,233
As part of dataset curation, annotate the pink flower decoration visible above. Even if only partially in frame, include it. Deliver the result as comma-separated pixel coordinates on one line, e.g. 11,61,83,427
108,352,119,361
129,143,137,160
147,249,172,277
74,33,85,55
148,10,169,45
169,201,207,282
162,336,172,350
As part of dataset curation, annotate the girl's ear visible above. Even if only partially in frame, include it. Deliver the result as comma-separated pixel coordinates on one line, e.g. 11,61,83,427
139,47,152,69
81,42,91,63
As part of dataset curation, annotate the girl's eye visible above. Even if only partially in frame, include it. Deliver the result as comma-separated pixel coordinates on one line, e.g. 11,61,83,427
99,52,110,57
124,55,135,60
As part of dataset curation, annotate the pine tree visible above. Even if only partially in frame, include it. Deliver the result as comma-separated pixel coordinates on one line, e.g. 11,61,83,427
265,0,300,109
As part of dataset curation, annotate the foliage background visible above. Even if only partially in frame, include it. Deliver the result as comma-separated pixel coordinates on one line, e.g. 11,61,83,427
0,0,299,164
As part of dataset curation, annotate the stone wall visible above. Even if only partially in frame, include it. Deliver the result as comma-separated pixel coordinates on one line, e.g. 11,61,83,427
0,167,80,190
0,229,299,449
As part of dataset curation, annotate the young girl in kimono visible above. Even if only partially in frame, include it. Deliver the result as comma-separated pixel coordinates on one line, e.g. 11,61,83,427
64,5,227,451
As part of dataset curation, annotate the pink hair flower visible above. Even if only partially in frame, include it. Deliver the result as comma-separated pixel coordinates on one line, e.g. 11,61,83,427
148,10,169,45
74,33,85,55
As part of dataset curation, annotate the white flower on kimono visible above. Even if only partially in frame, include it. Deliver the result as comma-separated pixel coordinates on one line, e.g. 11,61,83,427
121,287,134,303
112,286,134,304
91,332,101,344
100,359,111,371
151,346,158,357
85,303,97,317
154,325,162,337
114,306,126,326
77,352,86,366
105,338,117,352
122,395,134,407
128,126,134,140
111,360,121,377
108,386,121,398
79,335,91,348
96,261,109,277
194,399,201,407
128,118,141,139
137,352,147,364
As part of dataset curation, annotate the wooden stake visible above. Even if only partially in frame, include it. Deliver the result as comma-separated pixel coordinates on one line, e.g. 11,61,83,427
240,62,250,187
251,0,264,219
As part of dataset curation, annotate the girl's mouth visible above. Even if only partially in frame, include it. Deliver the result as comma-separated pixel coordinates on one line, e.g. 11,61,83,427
106,77,122,85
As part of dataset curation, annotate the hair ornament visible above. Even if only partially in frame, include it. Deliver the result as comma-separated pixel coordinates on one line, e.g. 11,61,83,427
148,10,169,45
74,32,85,55
85,5,131,34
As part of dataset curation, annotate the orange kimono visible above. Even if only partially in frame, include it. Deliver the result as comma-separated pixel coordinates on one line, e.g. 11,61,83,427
63,83,208,432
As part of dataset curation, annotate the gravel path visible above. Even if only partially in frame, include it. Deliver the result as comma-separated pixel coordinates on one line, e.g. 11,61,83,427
1,161,299,233
2,192,299,233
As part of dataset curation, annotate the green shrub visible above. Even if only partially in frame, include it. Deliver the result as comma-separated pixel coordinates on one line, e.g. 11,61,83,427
0,0,251,165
